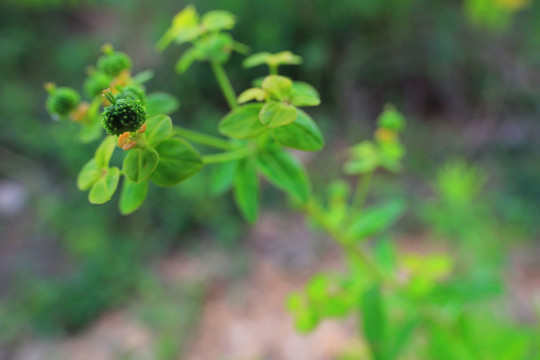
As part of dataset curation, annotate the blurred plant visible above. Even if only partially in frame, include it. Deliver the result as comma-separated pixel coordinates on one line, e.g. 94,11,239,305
44,5,538,359
464,0,531,30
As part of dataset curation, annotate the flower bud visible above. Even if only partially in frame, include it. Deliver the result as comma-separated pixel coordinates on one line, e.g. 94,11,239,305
101,98,146,136
97,51,132,77
46,87,81,117
84,72,112,98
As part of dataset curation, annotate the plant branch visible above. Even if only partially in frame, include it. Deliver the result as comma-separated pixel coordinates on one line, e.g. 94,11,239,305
352,171,373,211
202,147,252,164
173,126,237,150
210,60,238,110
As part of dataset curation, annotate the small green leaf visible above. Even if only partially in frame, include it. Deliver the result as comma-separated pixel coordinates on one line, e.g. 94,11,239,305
234,157,259,222
344,141,380,175
145,114,173,147
290,81,320,107
94,136,116,168
218,103,266,139
195,33,233,63
272,109,324,151
119,178,148,215
242,52,271,68
132,70,154,84
262,75,292,100
257,148,310,203
347,200,406,241
151,138,203,186
259,101,297,128
146,92,180,116
210,160,238,195
123,147,159,183
175,47,203,74
77,159,102,191
361,286,387,360
77,120,102,143
89,167,120,204
201,10,235,31
156,5,200,51
237,88,267,104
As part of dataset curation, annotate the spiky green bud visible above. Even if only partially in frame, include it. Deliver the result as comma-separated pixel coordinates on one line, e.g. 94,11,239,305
84,72,112,98
46,87,81,117
116,85,147,106
101,98,146,136
97,52,132,77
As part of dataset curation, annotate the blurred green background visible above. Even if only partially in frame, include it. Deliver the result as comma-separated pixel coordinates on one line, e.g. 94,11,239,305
1,0,539,358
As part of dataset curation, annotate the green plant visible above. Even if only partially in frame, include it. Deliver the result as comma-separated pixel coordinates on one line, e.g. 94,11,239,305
45,5,538,359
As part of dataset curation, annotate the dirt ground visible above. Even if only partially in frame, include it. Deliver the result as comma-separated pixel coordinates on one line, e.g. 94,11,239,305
5,212,540,360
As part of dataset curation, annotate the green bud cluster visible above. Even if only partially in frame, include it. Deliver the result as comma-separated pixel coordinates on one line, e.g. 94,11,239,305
46,87,81,117
116,85,147,106
101,98,146,136
378,105,405,132
84,71,112,98
97,51,132,77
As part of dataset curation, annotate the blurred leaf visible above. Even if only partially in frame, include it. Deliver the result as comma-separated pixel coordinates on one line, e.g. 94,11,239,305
360,286,387,360
157,5,200,51
347,200,406,241
259,101,297,128
210,160,238,195
272,109,324,151
290,81,320,107
89,167,120,204
428,277,503,305
195,33,233,63
94,136,116,168
237,87,267,103
145,115,173,147
119,178,148,215
257,148,310,203
218,103,266,139
146,92,180,116
132,70,154,84
344,141,380,174
77,159,101,191
375,238,396,275
387,318,418,360
262,75,292,100
175,47,203,74
202,10,235,31
123,147,159,183
234,156,259,222
150,138,203,186
243,52,271,68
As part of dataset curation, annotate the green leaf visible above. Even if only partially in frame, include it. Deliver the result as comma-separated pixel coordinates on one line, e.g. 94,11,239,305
77,119,102,143
156,5,200,51
218,103,266,139
210,160,238,195
242,52,271,68
237,88,267,104
290,81,320,107
262,75,292,100
347,200,406,241
387,319,418,360
361,286,387,360
195,33,233,63
123,147,159,183
146,92,180,116
77,159,102,191
119,178,148,215
175,46,203,74
145,114,173,147
89,167,120,204
259,101,297,128
94,136,116,168
150,138,203,186
257,148,310,204
374,238,396,275
272,109,324,151
234,157,259,222
201,10,235,31
344,141,380,174
132,69,154,84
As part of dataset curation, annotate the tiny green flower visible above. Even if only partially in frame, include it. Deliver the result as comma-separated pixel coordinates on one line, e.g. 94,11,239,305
97,51,132,77
102,97,146,136
46,87,81,117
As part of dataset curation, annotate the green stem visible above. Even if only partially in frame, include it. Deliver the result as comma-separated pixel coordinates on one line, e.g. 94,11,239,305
210,61,238,110
202,147,252,164
353,171,373,211
173,127,237,150
269,65,278,75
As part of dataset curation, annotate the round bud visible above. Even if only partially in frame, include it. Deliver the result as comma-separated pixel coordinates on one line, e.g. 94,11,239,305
97,52,132,77
46,87,81,117
377,105,405,132
84,72,112,98
115,85,146,106
101,98,146,136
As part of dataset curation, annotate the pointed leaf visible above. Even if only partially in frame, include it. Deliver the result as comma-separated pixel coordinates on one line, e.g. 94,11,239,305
237,88,267,104
242,52,271,68
210,160,238,195
150,138,203,186
123,147,159,183
234,157,259,222
290,81,320,107
257,148,310,203
259,101,297,128
361,286,387,360
347,199,406,241
218,103,266,139
175,46,203,74
119,178,148,215
202,10,235,31
272,109,324,151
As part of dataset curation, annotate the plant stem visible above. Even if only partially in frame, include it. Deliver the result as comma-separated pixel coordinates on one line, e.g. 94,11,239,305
269,65,278,75
202,147,252,164
210,61,238,110
353,171,373,211
174,127,237,150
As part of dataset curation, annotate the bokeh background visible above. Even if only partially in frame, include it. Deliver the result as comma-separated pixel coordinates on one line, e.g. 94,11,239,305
1,0,540,359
